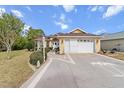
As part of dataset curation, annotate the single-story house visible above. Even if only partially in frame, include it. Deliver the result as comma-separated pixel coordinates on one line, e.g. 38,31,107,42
101,31,124,52
35,28,101,54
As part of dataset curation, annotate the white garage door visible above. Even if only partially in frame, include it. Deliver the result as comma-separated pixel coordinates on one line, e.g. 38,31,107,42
64,39,94,53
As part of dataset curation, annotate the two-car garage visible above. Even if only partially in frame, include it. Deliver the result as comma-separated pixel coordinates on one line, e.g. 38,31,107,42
64,38,95,53
50,28,101,54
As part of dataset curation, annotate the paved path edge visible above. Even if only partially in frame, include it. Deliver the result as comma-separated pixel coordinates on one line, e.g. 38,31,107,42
95,53,124,63
20,57,51,88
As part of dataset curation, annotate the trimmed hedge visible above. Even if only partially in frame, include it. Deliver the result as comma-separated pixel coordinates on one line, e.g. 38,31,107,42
29,50,47,66
45,47,52,53
29,47,52,66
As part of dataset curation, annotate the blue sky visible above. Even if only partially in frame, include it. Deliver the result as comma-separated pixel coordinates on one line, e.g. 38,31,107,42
0,5,124,35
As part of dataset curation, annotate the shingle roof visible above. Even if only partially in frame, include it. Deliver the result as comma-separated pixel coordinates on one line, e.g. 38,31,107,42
50,28,99,37
102,31,124,40
35,28,101,40
34,35,50,41
34,35,43,41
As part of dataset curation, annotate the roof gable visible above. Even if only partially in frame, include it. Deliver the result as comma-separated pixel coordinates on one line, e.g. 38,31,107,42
70,29,86,34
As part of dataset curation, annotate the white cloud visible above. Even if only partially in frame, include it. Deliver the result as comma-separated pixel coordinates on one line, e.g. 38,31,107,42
0,8,6,13
103,5,124,18
22,24,30,36
24,24,30,30
55,21,68,30
60,13,72,22
91,6,98,12
54,14,69,30
89,5,105,12
98,6,105,12
94,29,107,35
11,10,23,18
54,13,70,30
60,14,65,22
0,8,6,17
62,5,75,12
26,6,32,11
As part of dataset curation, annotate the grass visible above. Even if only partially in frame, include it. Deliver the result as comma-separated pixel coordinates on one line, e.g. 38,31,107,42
104,52,124,61
0,50,26,60
0,50,34,88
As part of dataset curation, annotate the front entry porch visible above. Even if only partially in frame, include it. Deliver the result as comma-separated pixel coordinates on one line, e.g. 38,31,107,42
51,38,64,54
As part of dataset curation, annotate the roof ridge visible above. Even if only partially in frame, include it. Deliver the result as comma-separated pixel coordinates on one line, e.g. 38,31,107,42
109,31,124,35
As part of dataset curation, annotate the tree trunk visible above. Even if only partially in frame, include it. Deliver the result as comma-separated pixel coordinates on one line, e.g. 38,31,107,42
6,45,12,59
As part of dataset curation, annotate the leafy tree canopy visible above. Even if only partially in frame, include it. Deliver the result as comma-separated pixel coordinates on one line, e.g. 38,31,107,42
27,27,44,40
0,13,24,52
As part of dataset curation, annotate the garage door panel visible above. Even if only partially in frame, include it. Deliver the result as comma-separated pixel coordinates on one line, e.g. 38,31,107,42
64,39,94,53
64,39,70,53
70,39,78,53
78,42,94,53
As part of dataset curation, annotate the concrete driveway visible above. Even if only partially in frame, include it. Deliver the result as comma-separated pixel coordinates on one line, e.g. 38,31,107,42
22,52,124,88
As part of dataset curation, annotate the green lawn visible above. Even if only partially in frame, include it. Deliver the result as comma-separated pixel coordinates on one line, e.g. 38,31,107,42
0,50,34,88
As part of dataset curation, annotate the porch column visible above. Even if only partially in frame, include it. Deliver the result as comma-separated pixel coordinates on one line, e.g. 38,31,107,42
49,38,53,47
37,41,40,51
59,38,64,54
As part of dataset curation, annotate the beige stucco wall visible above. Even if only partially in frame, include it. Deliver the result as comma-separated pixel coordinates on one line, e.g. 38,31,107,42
59,38,64,54
48,38,53,47
48,41,52,47
101,39,124,51
95,39,101,52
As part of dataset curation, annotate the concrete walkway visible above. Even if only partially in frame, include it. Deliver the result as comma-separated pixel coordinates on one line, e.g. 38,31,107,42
21,52,124,88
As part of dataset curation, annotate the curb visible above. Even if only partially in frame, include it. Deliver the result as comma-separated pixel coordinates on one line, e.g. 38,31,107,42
20,57,51,88
95,53,124,63
28,62,36,72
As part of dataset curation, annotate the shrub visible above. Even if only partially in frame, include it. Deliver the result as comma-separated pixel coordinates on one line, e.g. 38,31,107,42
49,47,53,50
45,47,52,53
29,50,47,66
110,48,117,54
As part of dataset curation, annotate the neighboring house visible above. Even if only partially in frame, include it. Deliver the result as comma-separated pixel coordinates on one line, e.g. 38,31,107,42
101,31,124,52
35,28,101,54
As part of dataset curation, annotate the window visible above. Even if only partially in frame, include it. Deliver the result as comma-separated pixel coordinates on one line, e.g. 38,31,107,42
84,40,86,42
77,39,83,42
80,40,83,42
87,40,90,42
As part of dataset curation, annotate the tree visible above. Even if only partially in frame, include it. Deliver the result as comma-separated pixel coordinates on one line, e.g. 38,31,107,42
26,27,44,51
0,13,24,58
12,36,27,50
27,27,44,40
